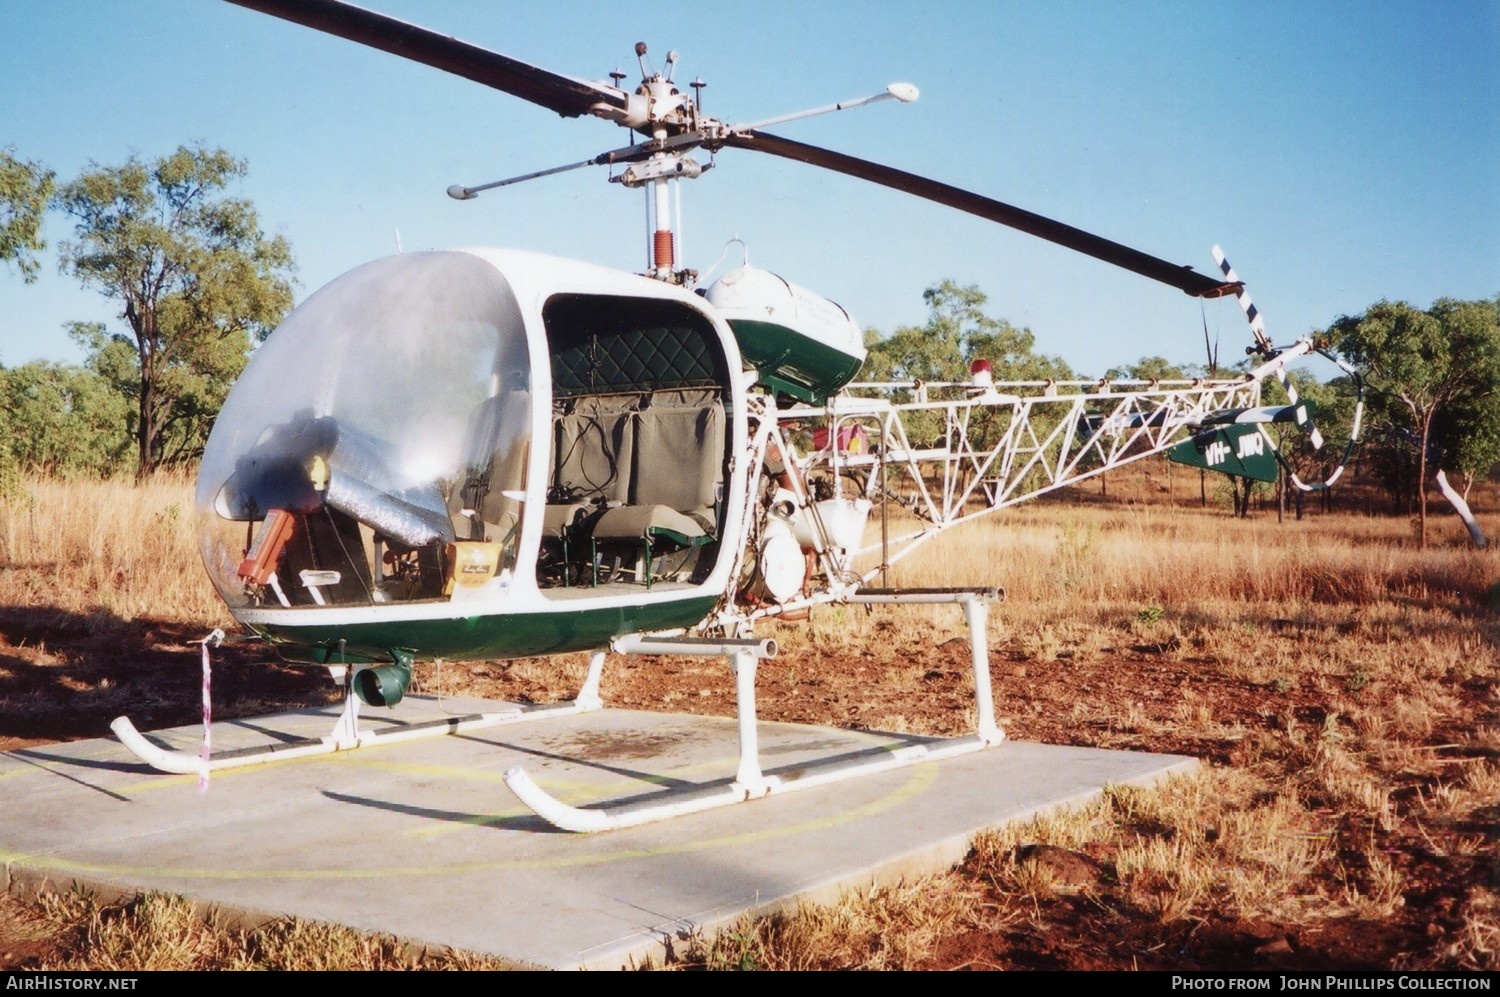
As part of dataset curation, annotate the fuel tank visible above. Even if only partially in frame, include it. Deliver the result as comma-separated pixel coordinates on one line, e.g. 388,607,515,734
704,266,865,404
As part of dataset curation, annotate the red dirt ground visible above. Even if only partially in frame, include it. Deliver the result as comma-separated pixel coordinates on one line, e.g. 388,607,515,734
0,607,1494,970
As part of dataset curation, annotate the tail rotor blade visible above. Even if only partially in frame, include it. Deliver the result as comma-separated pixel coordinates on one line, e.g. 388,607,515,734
1211,246,1275,354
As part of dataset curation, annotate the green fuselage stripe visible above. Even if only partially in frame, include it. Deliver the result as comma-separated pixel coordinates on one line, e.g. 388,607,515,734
249,596,719,665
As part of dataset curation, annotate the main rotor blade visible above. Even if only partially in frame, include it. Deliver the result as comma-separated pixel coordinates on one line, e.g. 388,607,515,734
722,130,1236,298
226,0,626,119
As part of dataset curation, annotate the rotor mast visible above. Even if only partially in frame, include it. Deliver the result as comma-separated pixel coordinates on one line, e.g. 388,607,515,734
649,172,678,281
613,44,698,283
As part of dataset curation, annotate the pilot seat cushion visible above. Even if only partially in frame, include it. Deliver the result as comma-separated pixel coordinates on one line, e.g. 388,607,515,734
590,505,706,546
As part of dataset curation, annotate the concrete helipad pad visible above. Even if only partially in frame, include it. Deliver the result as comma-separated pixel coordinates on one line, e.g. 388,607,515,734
1,698,1196,969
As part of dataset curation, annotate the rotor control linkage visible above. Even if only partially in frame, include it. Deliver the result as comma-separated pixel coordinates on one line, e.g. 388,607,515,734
446,83,914,200
446,132,710,200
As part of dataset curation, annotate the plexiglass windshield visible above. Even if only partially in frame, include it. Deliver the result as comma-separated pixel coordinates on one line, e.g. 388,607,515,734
196,252,532,609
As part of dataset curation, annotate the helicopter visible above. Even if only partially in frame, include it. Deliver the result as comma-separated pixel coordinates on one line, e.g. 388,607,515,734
111,0,1360,832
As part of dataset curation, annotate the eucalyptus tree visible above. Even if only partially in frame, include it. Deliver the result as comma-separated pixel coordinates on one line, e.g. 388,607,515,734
56,145,295,475
1329,297,1500,547
0,148,54,284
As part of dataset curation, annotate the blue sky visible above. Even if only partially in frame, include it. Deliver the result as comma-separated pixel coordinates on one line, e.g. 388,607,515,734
3,0,1496,377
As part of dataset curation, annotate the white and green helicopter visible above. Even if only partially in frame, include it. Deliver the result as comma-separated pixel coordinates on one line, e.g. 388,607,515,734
113,0,1359,831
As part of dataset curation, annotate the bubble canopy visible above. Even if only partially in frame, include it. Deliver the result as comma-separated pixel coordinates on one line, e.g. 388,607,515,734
196,251,532,610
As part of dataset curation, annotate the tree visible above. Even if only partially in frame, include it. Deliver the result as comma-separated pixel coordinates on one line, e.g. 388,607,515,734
862,280,1073,447
0,149,55,283
1428,301,1500,498
1434,386,1500,500
864,279,1072,384
0,360,132,476
1104,356,1199,383
1328,297,1500,547
56,145,295,476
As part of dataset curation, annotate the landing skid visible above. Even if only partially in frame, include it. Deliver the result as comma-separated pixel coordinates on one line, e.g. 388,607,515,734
114,588,1002,834
503,588,1003,831
111,649,610,775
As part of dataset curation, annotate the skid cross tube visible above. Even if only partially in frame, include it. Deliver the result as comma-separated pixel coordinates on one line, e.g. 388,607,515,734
504,589,1004,832
847,587,1004,745
502,636,779,831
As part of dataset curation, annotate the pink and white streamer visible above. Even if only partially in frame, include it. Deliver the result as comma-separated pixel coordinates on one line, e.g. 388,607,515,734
198,629,224,792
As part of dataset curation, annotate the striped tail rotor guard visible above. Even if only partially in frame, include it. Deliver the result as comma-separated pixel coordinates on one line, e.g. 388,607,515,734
1209,246,1370,491
1212,246,1324,452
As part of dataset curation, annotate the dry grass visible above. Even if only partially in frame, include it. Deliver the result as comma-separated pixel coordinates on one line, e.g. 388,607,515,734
0,473,229,626
881,500,1494,621
19,888,512,971
1446,887,1500,971
674,878,977,971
